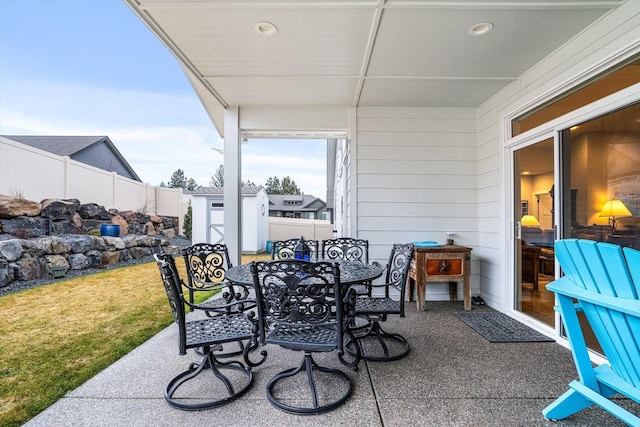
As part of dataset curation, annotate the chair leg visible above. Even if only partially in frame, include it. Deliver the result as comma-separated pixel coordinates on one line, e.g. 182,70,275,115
165,346,253,411
266,352,352,415
345,320,410,362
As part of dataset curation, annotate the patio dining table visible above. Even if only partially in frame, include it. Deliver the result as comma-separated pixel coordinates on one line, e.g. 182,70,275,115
225,260,384,287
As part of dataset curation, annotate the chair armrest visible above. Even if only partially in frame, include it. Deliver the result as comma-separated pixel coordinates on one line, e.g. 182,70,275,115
547,277,640,317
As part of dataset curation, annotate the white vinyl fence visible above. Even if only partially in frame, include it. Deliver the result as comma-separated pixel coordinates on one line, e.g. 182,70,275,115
268,217,335,241
0,136,187,228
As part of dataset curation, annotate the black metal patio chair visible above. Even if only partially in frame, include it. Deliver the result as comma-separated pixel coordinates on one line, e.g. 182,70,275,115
270,237,319,260
346,243,414,361
182,243,236,312
321,237,369,264
250,259,359,415
154,253,266,411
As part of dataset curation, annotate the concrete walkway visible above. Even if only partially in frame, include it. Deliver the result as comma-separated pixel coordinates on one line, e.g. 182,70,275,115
25,302,635,426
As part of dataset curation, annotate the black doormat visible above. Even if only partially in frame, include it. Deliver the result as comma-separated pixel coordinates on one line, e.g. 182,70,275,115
454,311,555,343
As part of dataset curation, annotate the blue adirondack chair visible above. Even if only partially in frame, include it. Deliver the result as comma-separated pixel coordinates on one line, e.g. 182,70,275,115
542,239,640,425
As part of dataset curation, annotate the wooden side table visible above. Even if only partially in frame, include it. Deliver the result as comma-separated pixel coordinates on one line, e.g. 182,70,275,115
408,245,472,311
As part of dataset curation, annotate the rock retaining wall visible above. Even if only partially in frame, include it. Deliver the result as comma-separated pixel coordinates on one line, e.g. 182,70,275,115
0,234,180,287
0,195,179,239
0,195,183,287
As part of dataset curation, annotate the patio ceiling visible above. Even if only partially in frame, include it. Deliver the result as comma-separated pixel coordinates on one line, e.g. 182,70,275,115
125,0,624,133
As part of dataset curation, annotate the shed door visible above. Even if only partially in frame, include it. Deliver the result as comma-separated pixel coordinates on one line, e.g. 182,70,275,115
208,200,224,244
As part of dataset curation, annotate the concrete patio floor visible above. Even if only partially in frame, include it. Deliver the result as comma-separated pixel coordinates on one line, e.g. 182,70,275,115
25,301,636,426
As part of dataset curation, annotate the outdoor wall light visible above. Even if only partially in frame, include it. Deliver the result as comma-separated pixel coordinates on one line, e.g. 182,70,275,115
599,199,632,235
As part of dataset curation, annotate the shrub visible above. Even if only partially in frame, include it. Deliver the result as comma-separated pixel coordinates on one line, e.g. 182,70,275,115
183,204,192,239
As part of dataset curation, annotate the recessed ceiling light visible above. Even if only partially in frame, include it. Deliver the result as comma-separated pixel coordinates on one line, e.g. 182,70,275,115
522,171,530,175
255,21,278,37
468,22,493,37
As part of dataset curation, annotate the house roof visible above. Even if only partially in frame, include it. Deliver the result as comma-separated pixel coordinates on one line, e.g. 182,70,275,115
3,135,106,156
268,194,326,212
2,135,141,181
124,0,624,136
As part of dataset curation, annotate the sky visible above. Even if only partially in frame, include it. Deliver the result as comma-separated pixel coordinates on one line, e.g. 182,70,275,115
0,0,327,198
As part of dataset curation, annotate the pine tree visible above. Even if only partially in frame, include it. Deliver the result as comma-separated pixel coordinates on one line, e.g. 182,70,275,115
182,203,193,238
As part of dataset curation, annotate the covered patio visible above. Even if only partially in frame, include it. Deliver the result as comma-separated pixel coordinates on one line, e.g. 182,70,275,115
120,1,640,339
23,301,636,426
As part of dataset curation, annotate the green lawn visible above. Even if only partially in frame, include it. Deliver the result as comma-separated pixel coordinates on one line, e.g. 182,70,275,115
0,253,269,427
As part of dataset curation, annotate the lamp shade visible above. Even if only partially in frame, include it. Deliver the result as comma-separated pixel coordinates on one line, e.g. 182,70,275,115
521,215,540,226
599,200,632,218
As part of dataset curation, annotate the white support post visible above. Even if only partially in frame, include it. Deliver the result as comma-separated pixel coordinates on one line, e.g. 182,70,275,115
224,107,242,265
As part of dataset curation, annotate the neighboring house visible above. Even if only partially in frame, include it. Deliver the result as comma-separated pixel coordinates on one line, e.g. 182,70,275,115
2,135,141,181
189,186,269,254
268,194,327,220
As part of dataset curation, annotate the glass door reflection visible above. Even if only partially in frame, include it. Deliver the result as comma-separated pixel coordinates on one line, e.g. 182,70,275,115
514,138,556,326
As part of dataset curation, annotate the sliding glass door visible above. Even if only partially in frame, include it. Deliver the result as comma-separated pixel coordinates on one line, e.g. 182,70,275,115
513,138,556,326
559,101,640,353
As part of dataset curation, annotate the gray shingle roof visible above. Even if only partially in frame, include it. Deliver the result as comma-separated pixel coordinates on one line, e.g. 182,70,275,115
2,135,108,156
2,135,141,182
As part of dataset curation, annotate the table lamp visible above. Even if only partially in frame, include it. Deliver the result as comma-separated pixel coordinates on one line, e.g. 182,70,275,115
521,215,540,227
599,199,632,235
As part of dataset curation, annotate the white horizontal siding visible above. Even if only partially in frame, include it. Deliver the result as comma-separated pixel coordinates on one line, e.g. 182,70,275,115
355,106,479,299
475,1,640,310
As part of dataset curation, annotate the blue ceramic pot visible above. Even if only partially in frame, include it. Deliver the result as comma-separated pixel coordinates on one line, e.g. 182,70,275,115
101,224,120,237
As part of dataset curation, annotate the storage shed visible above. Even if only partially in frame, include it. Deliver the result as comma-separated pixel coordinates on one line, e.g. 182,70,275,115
190,187,269,253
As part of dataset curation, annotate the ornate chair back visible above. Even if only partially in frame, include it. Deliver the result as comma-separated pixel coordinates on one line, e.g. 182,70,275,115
251,260,344,348
156,253,189,354
270,238,319,260
322,237,369,263
383,243,415,317
182,243,239,311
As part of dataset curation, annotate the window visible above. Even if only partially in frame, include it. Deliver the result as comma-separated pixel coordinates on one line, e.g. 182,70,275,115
512,57,640,137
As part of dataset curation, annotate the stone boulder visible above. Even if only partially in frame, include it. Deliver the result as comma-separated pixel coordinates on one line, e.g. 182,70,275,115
86,250,103,267
67,235,95,254
129,246,152,259
69,253,89,270
71,212,83,228
110,215,129,235
0,195,42,219
163,245,181,255
0,239,23,262
45,254,69,269
0,257,15,287
119,249,133,262
51,221,83,235
160,216,176,229
101,251,120,266
102,236,125,250
19,239,46,257
1,216,49,238
40,199,80,221
162,228,176,238
144,221,157,235
16,257,48,281
79,203,111,220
